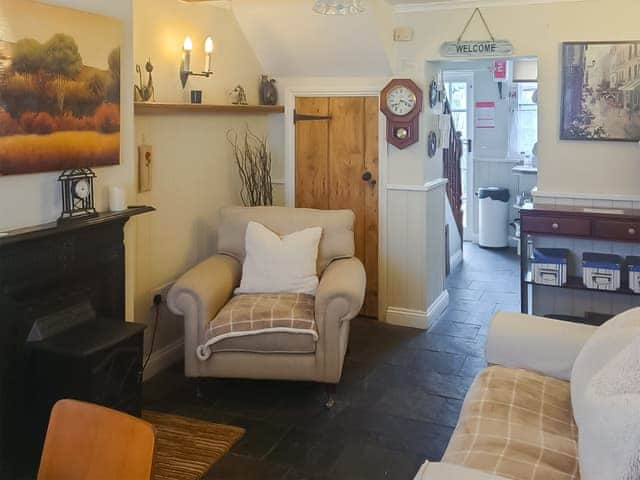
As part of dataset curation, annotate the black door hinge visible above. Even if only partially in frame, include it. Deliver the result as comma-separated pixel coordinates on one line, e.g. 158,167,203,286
293,110,332,123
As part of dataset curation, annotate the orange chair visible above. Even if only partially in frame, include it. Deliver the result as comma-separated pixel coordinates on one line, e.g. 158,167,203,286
38,399,155,480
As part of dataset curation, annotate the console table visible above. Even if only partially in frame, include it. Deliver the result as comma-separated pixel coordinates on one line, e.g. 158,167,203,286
520,204,640,315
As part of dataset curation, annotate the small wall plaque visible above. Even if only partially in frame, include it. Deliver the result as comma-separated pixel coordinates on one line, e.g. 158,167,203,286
441,40,513,58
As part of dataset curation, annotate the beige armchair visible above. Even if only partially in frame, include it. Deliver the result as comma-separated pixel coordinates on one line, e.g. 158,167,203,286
167,206,366,395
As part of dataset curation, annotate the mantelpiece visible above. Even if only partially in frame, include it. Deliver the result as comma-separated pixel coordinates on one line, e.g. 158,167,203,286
134,102,284,115
0,206,154,246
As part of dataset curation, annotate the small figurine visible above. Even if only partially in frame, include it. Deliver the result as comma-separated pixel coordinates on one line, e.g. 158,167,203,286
259,75,278,105
134,58,155,102
229,85,248,105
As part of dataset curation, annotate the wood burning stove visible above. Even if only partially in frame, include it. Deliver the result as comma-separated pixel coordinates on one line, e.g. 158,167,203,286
0,206,153,476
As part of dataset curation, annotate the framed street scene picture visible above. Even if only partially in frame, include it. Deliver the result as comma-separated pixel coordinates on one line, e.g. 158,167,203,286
561,41,640,142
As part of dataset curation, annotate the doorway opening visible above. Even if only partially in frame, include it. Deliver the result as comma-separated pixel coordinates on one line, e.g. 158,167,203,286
434,57,539,269
428,57,539,339
443,71,474,242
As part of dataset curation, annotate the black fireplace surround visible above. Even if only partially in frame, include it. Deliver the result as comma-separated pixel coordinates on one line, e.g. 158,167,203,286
0,206,153,475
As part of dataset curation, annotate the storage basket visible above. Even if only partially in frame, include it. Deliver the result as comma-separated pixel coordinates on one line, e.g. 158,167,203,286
532,248,569,286
582,253,622,291
626,256,640,294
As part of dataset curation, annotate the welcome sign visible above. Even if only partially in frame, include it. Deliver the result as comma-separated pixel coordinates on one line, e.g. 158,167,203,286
441,40,513,58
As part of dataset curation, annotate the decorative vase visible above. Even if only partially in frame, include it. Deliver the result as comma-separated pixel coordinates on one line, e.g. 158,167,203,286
259,75,278,106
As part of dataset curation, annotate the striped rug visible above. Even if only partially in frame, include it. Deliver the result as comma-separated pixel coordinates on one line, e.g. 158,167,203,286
143,411,245,480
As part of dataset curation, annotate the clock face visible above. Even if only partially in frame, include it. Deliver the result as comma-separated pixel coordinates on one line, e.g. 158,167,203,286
72,179,90,200
386,86,417,116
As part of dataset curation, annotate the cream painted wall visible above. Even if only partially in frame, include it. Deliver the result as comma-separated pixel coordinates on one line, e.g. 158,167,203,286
133,0,275,356
0,0,138,321
231,0,392,77
134,114,270,354
393,0,640,196
134,0,263,104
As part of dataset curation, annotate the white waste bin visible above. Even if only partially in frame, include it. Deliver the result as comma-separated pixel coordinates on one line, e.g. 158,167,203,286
478,187,510,248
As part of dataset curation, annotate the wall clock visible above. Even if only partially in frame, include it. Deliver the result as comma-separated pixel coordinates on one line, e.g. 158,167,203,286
380,79,423,150
58,168,98,222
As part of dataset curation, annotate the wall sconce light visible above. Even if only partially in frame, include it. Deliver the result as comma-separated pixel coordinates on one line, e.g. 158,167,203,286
180,35,214,88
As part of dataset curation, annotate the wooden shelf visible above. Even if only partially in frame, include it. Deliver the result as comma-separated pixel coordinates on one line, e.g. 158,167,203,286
134,102,284,115
525,271,639,296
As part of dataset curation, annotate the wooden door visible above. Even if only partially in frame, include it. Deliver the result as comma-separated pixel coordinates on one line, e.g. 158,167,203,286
295,96,379,318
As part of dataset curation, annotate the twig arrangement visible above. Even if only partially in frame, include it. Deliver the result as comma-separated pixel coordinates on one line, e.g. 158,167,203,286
227,126,273,207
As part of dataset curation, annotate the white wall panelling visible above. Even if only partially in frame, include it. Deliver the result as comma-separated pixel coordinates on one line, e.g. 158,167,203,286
425,181,447,308
385,180,448,328
386,189,429,323
386,307,429,329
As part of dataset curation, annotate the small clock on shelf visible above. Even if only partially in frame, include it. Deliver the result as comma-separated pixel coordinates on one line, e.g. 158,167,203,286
380,79,423,149
58,168,98,222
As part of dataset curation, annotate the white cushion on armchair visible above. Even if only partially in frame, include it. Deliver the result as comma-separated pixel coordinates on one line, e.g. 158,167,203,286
571,307,640,480
235,221,322,295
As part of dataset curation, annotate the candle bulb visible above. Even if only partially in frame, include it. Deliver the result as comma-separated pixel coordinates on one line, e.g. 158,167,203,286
182,36,193,73
204,36,214,73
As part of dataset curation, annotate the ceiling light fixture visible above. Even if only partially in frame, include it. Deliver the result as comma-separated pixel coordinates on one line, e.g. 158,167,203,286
313,0,365,15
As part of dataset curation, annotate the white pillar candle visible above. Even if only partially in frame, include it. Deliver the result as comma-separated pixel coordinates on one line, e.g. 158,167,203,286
182,36,193,73
204,36,214,73
109,186,127,212
182,51,191,73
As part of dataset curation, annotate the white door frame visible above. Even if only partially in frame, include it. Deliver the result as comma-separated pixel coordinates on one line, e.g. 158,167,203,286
442,70,475,242
284,83,389,318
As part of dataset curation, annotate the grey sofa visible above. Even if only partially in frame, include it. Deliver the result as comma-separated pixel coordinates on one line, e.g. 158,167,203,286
167,206,366,388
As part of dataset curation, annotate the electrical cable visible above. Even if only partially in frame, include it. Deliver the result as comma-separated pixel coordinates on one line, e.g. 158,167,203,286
142,295,161,371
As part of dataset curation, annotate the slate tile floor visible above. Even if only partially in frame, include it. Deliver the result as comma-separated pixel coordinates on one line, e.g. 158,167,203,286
143,244,519,480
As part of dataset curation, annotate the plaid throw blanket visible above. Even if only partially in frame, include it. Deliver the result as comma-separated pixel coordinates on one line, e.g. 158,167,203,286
196,293,317,360
443,366,579,480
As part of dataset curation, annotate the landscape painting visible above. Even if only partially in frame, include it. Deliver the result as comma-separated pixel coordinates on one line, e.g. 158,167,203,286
0,0,121,175
561,41,640,142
